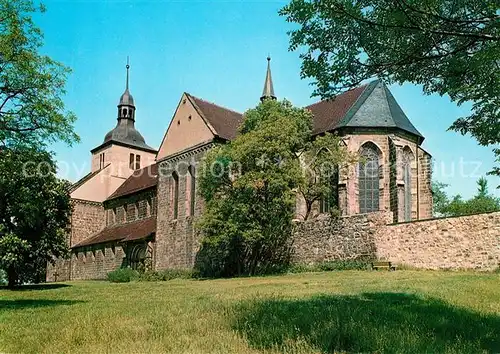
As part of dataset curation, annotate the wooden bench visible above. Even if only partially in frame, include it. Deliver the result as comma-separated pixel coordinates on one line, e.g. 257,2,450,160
372,261,396,271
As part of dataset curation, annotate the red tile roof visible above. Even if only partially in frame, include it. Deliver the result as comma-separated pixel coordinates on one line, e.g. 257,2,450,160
187,93,244,140
306,84,368,135
73,216,156,248
107,163,158,201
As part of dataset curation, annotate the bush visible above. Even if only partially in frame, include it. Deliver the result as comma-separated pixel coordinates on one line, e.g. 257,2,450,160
107,268,139,283
287,263,315,273
317,260,370,271
139,269,194,282
289,259,371,274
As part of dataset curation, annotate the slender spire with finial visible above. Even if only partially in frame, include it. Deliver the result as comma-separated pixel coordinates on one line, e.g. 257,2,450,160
125,56,130,90
260,55,276,102
119,56,134,107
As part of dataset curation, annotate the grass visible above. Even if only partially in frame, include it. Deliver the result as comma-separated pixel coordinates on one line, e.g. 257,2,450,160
0,271,499,353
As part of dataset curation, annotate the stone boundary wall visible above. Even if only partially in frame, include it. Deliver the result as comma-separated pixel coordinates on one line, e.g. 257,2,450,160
375,211,500,270
292,211,391,263
293,211,500,271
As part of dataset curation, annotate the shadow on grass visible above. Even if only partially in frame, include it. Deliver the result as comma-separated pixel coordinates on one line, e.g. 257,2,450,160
234,292,500,353
0,283,72,291
0,299,83,310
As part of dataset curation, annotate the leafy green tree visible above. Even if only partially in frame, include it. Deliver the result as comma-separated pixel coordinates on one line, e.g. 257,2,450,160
196,99,354,277
0,148,71,287
0,0,78,147
196,100,308,277
476,177,489,198
431,181,450,216
433,177,500,217
299,133,356,220
280,0,500,176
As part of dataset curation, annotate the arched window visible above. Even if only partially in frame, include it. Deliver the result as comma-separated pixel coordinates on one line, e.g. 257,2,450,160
172,171,179,219
402,147,414,221
358,142,380,213
188,165,196,216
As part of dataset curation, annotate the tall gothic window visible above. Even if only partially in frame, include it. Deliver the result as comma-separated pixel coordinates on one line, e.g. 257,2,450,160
402,147,414,221
358,142,380,213
188,165,196,216
172,171,179,219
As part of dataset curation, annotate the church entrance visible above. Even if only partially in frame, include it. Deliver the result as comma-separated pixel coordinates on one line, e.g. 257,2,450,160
127,242,153,271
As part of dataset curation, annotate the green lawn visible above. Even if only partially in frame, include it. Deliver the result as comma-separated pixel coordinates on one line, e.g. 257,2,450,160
1,271,499,353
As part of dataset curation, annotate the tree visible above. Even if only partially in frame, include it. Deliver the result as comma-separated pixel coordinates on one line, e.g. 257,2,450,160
432,177,500,217
431,181,450,216
0,0,78,148
0,148,71,287
280,0,500,176
299,133,357,220
476,176,489,198
196,99,354,277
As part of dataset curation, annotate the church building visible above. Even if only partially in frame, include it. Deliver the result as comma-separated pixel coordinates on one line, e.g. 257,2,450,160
47,58,432,281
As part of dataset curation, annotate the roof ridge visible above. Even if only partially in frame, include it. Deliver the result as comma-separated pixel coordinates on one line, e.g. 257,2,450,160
186,92,242,116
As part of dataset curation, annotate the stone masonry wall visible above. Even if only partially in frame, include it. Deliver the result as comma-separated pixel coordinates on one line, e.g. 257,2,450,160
47,244,126,281
375,211,500,270
155,143,210,270
46,199,105,281
104,189,156,227
70,244,126,280
46,258,71,282
292,211,391,263
70,199,105,247
293,211,500,271
417,147,433,219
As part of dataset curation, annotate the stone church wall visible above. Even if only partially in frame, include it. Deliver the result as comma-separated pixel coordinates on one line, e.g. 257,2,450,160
155,143,210,270
70,199,105,247
417,147,433,219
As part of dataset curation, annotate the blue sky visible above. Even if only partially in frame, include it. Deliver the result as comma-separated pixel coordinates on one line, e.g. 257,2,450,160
39,0,498,198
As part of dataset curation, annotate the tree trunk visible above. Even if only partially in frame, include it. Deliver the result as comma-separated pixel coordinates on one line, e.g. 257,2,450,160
7,266,18,289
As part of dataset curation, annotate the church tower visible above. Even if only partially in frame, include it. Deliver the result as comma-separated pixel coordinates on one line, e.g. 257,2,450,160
70,59,157,202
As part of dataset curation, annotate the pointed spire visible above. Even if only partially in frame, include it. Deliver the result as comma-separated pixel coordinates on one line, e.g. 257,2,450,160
119,56,134,107
260,56,276,102
125,56,130,91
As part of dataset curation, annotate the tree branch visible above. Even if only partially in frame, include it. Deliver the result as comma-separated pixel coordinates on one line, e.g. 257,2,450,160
333,3,500,41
